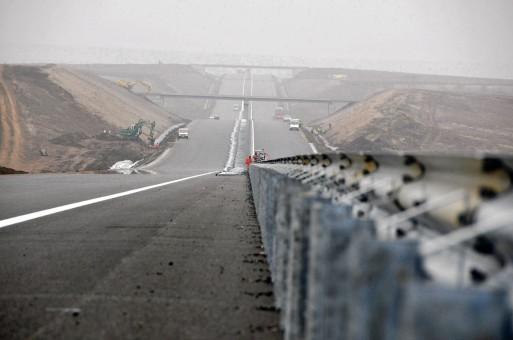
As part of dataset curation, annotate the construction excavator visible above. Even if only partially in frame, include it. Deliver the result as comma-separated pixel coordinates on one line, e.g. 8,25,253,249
120,119,156,145
116,80,152,93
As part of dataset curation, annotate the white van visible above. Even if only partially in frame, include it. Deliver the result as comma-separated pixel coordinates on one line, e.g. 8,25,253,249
178,128,189,139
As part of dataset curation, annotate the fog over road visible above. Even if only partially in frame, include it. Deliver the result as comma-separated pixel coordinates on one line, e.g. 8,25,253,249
0,70,310,339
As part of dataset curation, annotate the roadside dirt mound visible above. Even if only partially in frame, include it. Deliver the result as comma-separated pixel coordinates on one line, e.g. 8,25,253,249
73,64,218,120
0,166,27,174
0,65,182,173
283,68,513,124
315,89,513,154
48,66,183,138
0,65,24,170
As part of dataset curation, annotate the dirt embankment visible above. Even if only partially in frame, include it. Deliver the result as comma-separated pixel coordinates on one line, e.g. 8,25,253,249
315,89,513,154
73,64,218,121
283,68,513,124
0,65,185,173
48,66,183,138
0,65,24,170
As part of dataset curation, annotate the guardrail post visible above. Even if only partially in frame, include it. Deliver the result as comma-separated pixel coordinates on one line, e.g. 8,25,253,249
305,202,374,340
397,283,512,340
284,193,333,340
346,239,423,340
274,178,306,316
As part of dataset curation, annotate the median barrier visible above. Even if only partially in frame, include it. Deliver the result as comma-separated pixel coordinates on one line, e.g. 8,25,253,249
249,161,512,340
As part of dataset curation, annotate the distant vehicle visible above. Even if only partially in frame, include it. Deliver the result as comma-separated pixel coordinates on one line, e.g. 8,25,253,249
332,73,348,80
274,106,285,120
289,119,300,131
209,114,220,120
233,103,240,111
178,128,189,139
283,115,292,122
290,118,302,127
253,149,268,163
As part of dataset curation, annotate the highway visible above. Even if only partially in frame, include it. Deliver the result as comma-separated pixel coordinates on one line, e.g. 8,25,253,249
0,71,311,339
251,74,313,158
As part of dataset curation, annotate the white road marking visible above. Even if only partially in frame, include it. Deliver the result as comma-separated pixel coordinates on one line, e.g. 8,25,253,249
308,143,318,154
46,307,81,314
250,102,255,155
223,73,247,171
250,71,255,154
0,171,216,229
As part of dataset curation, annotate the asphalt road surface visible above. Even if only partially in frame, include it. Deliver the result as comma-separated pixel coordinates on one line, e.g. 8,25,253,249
0,71,310,339
147,74,244,175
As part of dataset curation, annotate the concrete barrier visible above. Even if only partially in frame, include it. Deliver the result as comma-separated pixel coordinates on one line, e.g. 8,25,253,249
249,163,512,340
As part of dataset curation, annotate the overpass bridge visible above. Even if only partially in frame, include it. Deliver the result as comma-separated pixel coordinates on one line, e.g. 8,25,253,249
191,63,309,71
145,92,356,105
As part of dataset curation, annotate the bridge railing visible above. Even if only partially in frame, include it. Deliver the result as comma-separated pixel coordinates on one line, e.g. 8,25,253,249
249,152,513,340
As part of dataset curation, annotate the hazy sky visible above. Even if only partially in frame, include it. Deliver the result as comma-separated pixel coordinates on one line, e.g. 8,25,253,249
1,0,512,77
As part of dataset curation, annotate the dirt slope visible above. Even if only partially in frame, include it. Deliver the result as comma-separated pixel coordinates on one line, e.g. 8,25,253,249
283,68,513,124
315,89,513,154
73,64,218,120
0,65,24,169
48,66,183,137
0,65,184,173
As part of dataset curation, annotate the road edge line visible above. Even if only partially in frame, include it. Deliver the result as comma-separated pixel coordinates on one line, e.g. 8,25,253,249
0,171,216,229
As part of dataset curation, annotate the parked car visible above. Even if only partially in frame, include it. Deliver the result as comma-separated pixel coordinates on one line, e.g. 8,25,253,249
178,128,189,139
283,115,292,122
233,103,240,111
209,114,220,120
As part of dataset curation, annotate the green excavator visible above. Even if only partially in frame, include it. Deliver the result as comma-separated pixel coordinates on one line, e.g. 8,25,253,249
120,119,156,145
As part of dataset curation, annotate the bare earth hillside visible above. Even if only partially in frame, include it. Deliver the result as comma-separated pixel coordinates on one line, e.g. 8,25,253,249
0,65,184,173
315,89,513,154
48,66,183,137
282,68,513,124
73,64,218,120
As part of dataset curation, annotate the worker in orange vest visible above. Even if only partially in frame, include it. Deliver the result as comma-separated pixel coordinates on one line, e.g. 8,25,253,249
245,155,253,169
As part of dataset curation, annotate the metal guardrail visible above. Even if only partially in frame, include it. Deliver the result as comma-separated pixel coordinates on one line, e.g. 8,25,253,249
249,152,513,340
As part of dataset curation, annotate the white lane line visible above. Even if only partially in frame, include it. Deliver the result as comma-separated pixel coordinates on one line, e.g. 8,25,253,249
250,71,255,154
299,130,317,154
0,171,216,229
250,102,255,155
223,73,247,171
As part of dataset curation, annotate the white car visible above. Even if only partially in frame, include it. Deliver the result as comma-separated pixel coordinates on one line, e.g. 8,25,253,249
209,114,220,120
283,115,292,122
178,128,189,139
291,118,302,127
289,119,300,131
233,103,240,111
